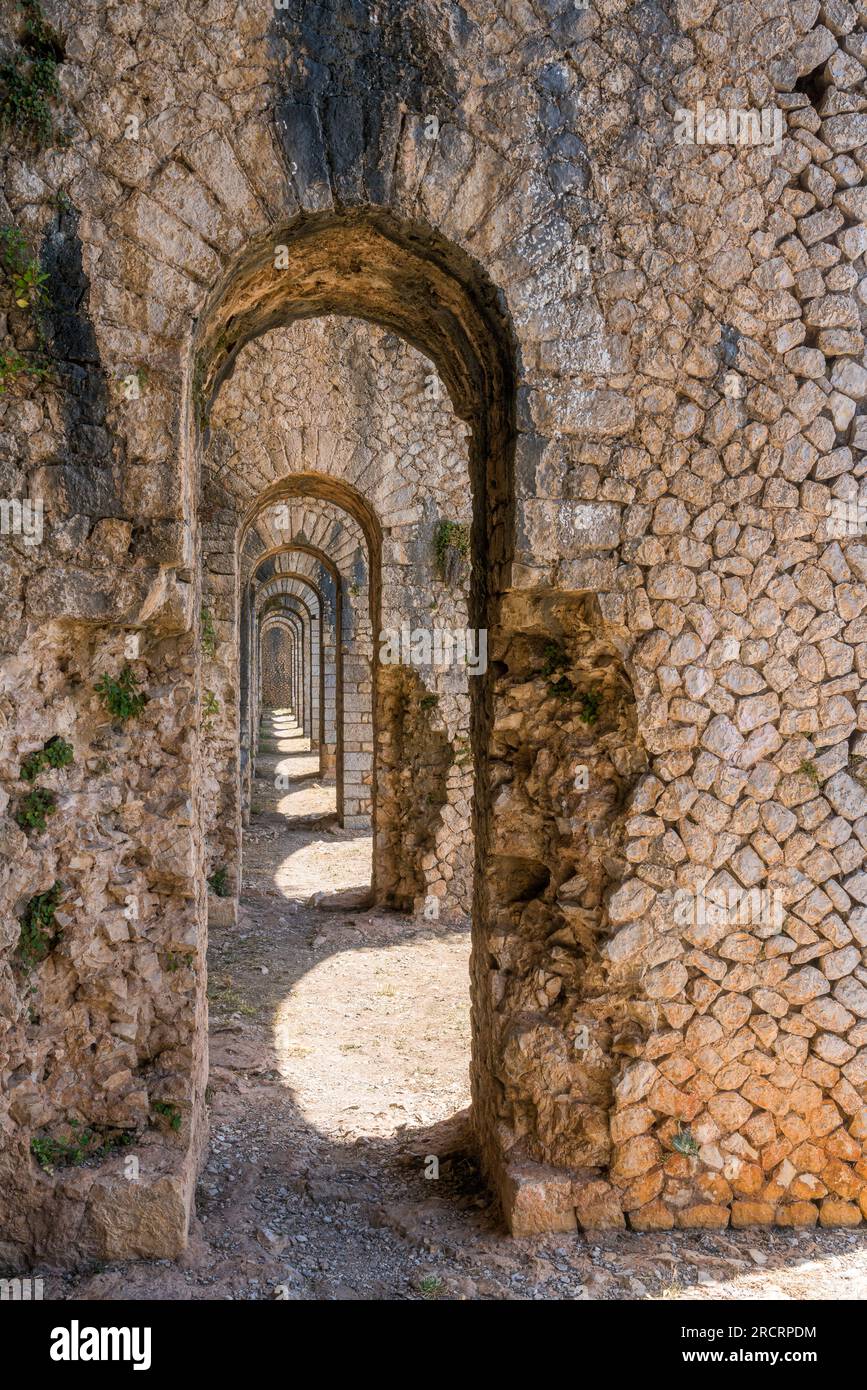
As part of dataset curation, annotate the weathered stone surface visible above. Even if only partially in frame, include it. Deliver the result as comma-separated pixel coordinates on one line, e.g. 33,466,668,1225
500,1164,578,1237
3,0,867,1260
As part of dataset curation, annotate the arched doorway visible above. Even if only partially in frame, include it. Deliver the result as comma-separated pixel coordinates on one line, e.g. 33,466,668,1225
190,208,517,1231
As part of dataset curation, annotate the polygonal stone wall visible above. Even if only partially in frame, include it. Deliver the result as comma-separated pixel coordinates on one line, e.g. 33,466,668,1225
2,0,867,1263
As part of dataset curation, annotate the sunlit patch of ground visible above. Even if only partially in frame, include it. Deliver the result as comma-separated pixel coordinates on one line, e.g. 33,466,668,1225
272,929,472,1138
270,833,371,897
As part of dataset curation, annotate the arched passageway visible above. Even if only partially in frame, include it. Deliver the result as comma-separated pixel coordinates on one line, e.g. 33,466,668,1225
194,212,645,1242
192,210,520,1227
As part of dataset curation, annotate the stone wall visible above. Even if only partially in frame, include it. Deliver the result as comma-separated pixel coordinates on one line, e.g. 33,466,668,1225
2,0,867,1261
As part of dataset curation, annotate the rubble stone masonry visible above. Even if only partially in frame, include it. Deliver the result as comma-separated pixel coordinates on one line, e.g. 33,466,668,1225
1,0,867,1261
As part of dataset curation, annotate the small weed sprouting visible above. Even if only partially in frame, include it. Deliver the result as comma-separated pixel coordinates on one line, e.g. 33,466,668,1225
201,605,217,658
419,1274,443,1300
207,973,256,1016
94,666,147,721
434,519,469,582
17,881,63,969
577,689,602,725
672,1124,700,1157
0,225,53,393
20,734,74,781
30,1122,134,1174
0,345,50,392
30,1132,88,1172
0,226,49,309
453,735,471,768
42,734,74,768
799,759,820,785
208,866,230,898
0,0,65,147
165,951,194,973
202,689,219,723
16,786,56,832
541,643,578,699
420,693,439,711
151,1100,182,1133
540,641,568,679
548,674,575,699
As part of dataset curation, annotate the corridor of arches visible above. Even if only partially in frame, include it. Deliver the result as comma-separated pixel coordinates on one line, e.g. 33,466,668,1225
188,213,633,1268
191,296,488,1268
173,300,496,1295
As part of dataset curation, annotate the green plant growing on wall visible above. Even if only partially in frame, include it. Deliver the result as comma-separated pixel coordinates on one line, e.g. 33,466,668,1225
540,641,577,697
453,735,471,768
577,689,602,725
419,692,439,711
672,1124,699,1157
0,225,53,393
165,951,194,973
31,1129,93,1172
540,641,567,678
0,226,49,309
20,734,74,781
151,1100,182,1133
201,605,217,658
0,346,50,392
799,759,820,785
20,748,46,778
434,519,469,583
0,1,65,147
30,1121,133,1173
17,881,62,968
94,666,147,721
548,674,575,698
202,689,219,723
42,734,74,768
208,866,230,898
16,786,56,832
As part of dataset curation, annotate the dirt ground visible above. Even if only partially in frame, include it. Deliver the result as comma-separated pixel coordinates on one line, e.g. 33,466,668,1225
48,712,867,1300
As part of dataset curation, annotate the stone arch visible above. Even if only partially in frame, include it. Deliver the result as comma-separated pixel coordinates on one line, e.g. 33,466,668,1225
257,592,316,750
255,573,325,759
253,542,349,821
190,211,515,608
260,611,304,723
189,207,518,1217
245,500,372,831
260,595,316,741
